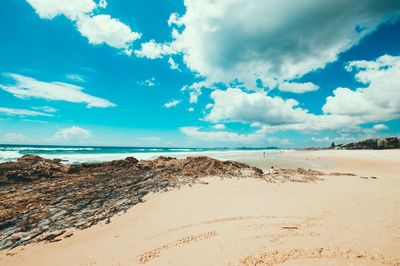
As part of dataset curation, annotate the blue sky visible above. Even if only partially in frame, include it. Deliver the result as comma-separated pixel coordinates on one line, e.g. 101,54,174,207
0,0,399,148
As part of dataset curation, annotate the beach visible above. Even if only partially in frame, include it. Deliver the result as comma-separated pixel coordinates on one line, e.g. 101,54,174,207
0,149,399,265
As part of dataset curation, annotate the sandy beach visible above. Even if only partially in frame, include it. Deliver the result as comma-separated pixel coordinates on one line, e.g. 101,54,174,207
1,150,399,265
2,0,400,265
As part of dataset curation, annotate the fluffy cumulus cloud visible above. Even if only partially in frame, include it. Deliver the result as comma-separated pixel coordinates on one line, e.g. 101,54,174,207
373,124,389,131
77,15,141,54
26,0,140,54
168,12,183,27
53,126,91,141
203,54,400,134
180,127,262,143
164,99,180,108
213,124,225,130
26,0,96,20
204,88,370,133
0,73,115,108
134,40,175,59
278,82,319,93
167,0,400,88
323,55,400,123
0,107,53,117
205,88,310,126
181,81,211,104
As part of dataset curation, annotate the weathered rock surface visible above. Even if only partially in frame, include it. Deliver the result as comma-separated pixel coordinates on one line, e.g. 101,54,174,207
341,137,400,150
0,155,69,184
0,155,325,250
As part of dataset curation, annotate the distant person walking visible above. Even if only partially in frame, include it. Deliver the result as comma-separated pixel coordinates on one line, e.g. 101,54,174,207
263,151,266,158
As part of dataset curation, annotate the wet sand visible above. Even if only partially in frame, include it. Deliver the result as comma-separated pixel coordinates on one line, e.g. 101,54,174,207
1,150,399,265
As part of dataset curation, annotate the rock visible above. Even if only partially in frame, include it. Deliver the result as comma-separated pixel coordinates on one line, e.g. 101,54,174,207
0,155,69,184
341,137,400,150
0,155,324,250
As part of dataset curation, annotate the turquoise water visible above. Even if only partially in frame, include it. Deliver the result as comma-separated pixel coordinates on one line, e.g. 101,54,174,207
0,145,278,164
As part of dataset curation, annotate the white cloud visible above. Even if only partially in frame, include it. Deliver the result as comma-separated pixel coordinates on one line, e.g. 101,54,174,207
77,15,141,54
168,0,400,88
32,106,57,113
0,73,115,108
278,82,319,93
180,127,262,143
181,81,211,104
26,0,96,20
137,77,157,87
21,119,48,124
311,136,356,144
0,107,53,117
206,88,310,126
373,124,389,131
168,12,183,27
204,54,400,133
205,103,214,109
323,55,400,123
213,124,225,130
164,99,180,108
188,107,194,112
134,40,175,59
26,0,140,54
66,74,85,83
168,57,181,71
98,0,107,9
311,136,331,143
188,92,198,104
3,133,26,143
53,126,91,141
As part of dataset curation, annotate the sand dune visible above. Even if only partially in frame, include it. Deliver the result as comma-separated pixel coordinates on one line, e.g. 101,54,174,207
1,150,399,265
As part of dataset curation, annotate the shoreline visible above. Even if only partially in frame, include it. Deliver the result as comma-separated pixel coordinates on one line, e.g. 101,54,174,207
0,147,287,164
1,150,399,265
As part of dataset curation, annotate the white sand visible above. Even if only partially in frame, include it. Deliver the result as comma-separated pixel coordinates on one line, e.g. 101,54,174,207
1,150,399,265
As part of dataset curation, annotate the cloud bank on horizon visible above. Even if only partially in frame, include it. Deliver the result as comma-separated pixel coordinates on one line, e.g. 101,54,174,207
0,0,399,147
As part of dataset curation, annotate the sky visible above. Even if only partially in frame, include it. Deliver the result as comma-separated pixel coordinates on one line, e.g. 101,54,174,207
0,0,399,148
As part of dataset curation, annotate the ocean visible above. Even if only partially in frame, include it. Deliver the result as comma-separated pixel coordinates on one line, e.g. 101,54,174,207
0,145,279,164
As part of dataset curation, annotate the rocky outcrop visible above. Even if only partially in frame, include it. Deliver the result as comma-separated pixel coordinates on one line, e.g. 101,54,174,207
0,155,325,250
341,137,400,150
0,155,69,184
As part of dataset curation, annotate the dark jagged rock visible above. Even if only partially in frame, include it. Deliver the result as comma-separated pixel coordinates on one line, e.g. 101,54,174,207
0,155,69,184
0,155,326,250
341,137,400,150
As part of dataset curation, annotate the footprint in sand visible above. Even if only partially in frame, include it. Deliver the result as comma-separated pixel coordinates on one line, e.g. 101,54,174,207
239,247,400,266
140,215,325,263
147,215,317,240
238,216,322,243
138,231,218,263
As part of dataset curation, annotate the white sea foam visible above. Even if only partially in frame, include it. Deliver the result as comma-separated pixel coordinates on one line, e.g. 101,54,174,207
1,147,97,151
0,151,22,162
0,147,286,164
40,149,284,164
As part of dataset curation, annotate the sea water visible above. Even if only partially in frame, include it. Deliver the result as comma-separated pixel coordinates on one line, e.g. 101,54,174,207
0,145,279,164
